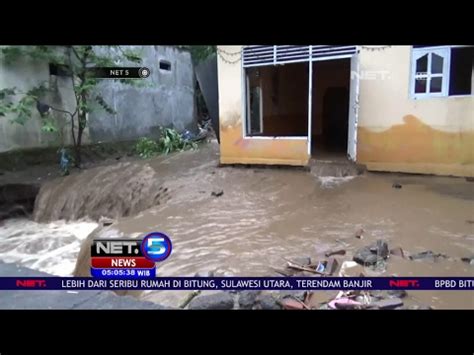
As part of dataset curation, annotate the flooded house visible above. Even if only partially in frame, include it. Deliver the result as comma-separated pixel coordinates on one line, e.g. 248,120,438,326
217,45,474,177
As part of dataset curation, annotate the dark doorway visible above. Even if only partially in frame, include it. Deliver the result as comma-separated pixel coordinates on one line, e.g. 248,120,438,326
311,58,351,159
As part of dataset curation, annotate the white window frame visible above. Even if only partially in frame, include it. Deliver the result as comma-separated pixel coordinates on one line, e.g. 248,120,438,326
241,45,357,140
245,74,263,135
410,47,450,99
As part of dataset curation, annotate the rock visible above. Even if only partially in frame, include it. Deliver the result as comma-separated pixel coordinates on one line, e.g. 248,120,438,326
279,290,306,302
211,190,224,197
353,247,379,266
410,250,435,261
256,294,281,310
390,247,405,258
291,257,311,266
387,290,407,298
392,183,402,189
354,240,389,266
272,268,297,277
409,304,432,310
214,269,234,277
279,298,305,310
187,292,234,310
369,290,385,299
354,228,364,239
325,249,346,257
306,291,338,308
339,261,366,277
370,298,403,309
369,240,389,259
99,217,115,227
410,251,447,262
328,297,363,310
461,256,474,264
194,270,215,277
238,290,260,309
300,271,321,277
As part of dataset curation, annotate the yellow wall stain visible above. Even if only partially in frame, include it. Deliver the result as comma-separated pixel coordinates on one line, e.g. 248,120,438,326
358,115,474,177
219,119,309,166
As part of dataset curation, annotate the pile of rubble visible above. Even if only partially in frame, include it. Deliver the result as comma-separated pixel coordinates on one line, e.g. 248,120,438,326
271,238,473,310
181,238,472,310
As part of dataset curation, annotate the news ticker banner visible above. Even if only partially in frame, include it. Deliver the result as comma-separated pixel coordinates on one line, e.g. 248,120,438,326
6,277,474,291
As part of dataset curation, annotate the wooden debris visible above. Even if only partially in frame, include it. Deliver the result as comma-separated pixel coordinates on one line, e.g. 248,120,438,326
325,249,346,257
283,258,325,275
179,290,201,309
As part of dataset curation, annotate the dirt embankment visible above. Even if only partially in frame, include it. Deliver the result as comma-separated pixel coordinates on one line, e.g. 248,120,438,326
33,162,171,222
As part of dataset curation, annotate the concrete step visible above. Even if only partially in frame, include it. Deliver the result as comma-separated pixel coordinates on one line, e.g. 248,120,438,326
309,159,366,177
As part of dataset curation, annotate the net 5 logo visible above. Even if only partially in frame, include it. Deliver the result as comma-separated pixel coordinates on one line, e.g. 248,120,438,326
141,232,172,262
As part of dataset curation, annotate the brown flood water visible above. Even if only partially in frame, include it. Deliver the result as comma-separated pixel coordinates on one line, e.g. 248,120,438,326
100,143,473,309
1,141,473,309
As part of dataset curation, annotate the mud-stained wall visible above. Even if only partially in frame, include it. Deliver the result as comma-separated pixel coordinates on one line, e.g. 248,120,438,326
218,45,473,174
217,46,309,166
358,46,474,177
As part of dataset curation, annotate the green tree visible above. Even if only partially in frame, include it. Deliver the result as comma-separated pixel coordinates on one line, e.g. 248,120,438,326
0,46,143,167
178,45,216,64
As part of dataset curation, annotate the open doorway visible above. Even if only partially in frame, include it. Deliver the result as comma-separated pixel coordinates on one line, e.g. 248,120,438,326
245,62,308,137
310,58,351,160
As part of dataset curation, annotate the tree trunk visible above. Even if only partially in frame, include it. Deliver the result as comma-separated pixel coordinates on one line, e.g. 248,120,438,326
75,110,86,168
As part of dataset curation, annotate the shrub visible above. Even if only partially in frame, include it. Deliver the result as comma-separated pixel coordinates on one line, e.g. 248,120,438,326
135,137,160,158
135,128,197,159
158,128,197,155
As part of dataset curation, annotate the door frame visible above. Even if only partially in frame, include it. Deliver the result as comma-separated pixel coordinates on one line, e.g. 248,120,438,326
240,46,359,158
307,50,360,161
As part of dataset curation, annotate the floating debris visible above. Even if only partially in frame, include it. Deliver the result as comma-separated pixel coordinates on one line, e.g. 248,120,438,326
211,190,224,197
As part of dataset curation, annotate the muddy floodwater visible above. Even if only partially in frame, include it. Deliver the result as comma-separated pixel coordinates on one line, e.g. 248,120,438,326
0,142,473,309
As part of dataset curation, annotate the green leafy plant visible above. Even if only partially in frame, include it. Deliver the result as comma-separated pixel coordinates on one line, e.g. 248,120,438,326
158,128,197,155
135,137,160,159
135,128,197,159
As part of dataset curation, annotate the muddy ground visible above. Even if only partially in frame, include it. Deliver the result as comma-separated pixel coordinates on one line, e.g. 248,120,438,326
0,140,473,309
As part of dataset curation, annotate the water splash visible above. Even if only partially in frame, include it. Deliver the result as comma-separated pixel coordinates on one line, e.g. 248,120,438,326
0,218,98,276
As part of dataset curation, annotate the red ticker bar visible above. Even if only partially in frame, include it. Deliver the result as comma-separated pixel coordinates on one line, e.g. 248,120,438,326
91,257,155,269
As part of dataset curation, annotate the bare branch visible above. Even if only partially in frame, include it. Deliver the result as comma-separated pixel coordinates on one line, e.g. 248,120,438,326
70,46,81,61
66,47,79,117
